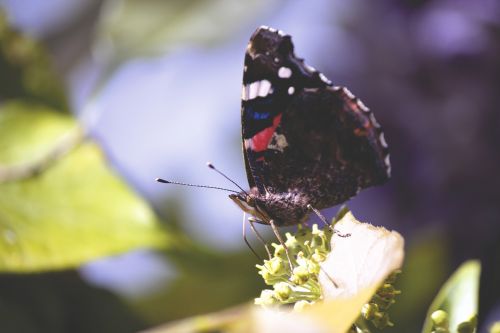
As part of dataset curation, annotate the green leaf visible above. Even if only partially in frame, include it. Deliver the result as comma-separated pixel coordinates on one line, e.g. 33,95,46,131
134,248,263,325
0,11,68,112
95,0,281,62
0,102,170,272
0,101,76,168
389,230,450,332
422,260,481,333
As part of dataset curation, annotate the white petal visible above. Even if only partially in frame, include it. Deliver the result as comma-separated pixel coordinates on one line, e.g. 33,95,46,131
319,212,404,300
254,308,330,333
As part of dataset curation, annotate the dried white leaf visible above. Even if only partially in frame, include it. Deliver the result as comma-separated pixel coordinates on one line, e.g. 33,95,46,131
319,212,404,300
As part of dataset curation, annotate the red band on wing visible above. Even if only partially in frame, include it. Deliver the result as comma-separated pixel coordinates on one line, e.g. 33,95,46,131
249,113,282,152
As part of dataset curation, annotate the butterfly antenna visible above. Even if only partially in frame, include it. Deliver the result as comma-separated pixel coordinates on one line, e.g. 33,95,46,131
155,178,239,194
206,162,248,195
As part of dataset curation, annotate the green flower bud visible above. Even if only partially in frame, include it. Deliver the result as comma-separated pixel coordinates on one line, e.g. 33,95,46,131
361,303,378,320
295,225,312,244
285,232,305,254
294,300,314,312
377,283,398,297
267,256,285,275
274,282,292,301
292,266,310,285
272,243,286,258
307,260,321,275
311,248,326,263
255,290,277,306
431,310,449,329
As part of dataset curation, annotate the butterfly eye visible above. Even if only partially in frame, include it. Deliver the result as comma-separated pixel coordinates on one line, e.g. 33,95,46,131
246,196,255,205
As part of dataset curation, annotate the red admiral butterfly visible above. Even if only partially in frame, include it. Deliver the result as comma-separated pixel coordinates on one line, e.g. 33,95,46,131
229,26,390,227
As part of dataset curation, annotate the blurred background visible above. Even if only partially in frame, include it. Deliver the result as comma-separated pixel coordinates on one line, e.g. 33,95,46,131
0,0,499,332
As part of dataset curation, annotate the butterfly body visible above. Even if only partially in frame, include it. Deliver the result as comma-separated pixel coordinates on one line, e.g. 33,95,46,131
231,26,391,227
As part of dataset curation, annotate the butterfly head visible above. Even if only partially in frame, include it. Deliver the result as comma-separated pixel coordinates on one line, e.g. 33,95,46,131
229,188,270,223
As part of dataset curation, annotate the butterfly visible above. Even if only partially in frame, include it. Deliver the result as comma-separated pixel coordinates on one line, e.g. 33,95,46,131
228,26,391,228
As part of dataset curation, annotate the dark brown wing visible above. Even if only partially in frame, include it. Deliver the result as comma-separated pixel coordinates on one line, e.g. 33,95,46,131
240,26,390,208
252,85,390,209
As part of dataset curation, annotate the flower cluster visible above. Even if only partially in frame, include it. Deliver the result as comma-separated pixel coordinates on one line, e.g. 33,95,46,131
255,223,333,309
360,270,401,329
255,208,402,331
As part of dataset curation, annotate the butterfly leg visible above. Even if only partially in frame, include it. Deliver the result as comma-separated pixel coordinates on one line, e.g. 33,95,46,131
242,213,264,260
307,204,329,227
269,219,294,271
307,204,351,238
247,217,272,259
319,266,339,289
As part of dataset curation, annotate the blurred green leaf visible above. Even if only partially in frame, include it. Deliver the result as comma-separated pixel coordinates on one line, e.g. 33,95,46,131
127,197,262,325
133,247,263,325
95,0,280,62
0,270,145,333
141,303,252,333
0,11,68,112
0,101,75,168
387,229,450,333
0,102,171,272
421,260,480,333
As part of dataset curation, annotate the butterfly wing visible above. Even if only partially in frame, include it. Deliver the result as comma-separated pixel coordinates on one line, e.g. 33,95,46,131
241,26,331,192
261,85,390,209
241,26,390,209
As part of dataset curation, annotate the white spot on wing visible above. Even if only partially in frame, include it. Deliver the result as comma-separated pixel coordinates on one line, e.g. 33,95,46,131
385,155,391,177
357,99,370,112
258,79,272,97
278,30,285,36
249,81,259,100
305,63,316,72
278,67,292,79
242,85,248,101
319,72,332,85
288,86,295,95
369,113,381,128
380,132,388,148
268,133,288,152
244,138,253,150
343,88,355,99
